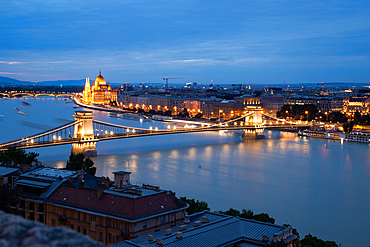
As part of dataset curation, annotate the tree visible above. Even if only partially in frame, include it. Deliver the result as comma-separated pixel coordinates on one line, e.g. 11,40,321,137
179,196,210,215
195,113,203,118
299,234,340,247
164,110,172,116
217,208,275,224
0,148,39,165
353,111,361,124
0,184,20,214
66,153,96,175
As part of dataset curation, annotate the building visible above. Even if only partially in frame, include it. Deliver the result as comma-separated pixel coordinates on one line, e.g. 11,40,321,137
45,171,188,245
12,167,188,246
112,211,297,247
82,70,117,105
343,96,370,117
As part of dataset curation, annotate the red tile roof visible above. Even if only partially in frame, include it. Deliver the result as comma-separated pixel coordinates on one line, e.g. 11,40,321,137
47,185,186,220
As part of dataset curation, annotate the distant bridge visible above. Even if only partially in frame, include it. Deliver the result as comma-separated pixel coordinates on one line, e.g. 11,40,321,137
0,92,75,98
0,108,309,156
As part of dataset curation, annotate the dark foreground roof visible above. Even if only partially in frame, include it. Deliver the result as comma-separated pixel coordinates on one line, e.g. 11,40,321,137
113,211,297,247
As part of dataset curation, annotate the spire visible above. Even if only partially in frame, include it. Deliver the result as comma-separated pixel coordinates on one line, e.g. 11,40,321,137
99,69,101,76
85,77,90,89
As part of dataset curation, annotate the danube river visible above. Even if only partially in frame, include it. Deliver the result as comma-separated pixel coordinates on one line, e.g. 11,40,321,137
1,97,369,246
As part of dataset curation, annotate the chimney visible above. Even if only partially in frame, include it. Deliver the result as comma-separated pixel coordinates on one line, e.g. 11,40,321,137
165,229,172,236
148,235,153,241
262,235,269,242
179,225,186,231
97,185,104,199
202,216,210,223
184,217,190,223
79,180,85,188
156,238,162,245
67,177,74,185
77,170,84,181
100,177,110,189
194,221,201,227
176,232,182,239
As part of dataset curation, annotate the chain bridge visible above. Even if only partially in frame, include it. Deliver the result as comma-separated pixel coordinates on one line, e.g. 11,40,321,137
0,108,309,156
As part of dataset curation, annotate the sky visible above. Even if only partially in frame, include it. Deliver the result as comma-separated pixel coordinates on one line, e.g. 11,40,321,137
0,0,370,85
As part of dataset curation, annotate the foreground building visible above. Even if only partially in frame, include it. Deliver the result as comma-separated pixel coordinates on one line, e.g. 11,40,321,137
13,168,188,246
113,211,297,247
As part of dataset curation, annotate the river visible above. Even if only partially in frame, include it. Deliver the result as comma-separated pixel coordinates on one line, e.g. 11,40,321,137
0,97,369,246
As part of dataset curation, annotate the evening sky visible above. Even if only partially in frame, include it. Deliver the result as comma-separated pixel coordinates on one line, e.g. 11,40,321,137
0,0,369,84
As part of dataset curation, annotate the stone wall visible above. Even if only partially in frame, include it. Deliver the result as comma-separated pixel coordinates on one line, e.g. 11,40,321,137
0,211,102,247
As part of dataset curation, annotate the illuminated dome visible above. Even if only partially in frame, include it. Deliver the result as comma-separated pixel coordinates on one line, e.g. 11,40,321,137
95,70,106,85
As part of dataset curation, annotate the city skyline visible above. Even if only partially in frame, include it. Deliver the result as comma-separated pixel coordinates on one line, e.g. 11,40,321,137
1,0,369,84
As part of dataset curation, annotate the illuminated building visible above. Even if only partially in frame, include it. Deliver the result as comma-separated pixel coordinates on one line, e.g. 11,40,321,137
343,97,370,117
82,70,117,105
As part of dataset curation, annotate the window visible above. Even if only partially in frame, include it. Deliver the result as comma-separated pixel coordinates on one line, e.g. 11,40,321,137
116,220,119,228
90,216,96,231
63,209,66,217
71,210,74,218
108,218,111,227
83,228,86,235
78,226,80,233
143,223,147,229
99,232,103,241
51,219,55,226
78,212,80,221
166,215,169,223
124,222,128,230
100,217,103,226
161,216,164,224
83,214,86,222
71,224,74,230
116,235,119,243
108,233,112,242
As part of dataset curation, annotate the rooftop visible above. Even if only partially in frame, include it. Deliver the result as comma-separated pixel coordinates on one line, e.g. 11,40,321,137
113,211,297,247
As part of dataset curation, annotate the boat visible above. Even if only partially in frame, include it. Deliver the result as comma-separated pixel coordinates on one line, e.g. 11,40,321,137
299,129,370,143
21,102,31,107
152,115,173,121
14,108,27,116
109,113,119,118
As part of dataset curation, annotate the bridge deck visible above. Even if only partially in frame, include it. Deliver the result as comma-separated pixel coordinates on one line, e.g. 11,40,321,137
0,124,308,151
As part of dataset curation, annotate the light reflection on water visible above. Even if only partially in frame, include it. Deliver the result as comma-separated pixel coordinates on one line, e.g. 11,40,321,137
0,98,370,246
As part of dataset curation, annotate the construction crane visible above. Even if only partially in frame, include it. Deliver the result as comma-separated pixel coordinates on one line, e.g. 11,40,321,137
163,77,185,92
317,82,345,91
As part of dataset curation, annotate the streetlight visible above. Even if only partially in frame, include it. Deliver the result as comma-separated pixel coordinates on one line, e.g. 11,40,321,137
285,110,289,119
305,111,308,121
325,112,328,122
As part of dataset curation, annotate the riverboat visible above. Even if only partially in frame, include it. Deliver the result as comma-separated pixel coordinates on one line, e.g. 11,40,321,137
152,115,173,121
299,130,370,143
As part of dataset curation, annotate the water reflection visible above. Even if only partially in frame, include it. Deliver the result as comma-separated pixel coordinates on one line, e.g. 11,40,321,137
1,98,370,246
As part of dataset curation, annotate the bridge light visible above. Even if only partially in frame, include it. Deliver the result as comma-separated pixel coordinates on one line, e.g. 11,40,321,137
132,129,135,133
53,135,56,140
31,139,34,144
58,136,61,140
127,128,130,132
173,126,176,130
105,130,108,134
110,131,113,135
149,127,152,130
155,127,158,131
240,122,243,126
167,125,170,129
234,122,237,125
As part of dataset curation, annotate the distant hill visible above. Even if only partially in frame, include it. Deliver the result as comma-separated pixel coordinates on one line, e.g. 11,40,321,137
0,76,84,86
37,79,85,86
0,76,33,85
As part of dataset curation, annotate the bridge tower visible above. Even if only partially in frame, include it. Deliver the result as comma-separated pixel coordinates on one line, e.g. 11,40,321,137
72,111,98,157
243,106,265,139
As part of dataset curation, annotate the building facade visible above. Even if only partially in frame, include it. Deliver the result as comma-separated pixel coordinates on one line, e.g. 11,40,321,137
82,70,117,105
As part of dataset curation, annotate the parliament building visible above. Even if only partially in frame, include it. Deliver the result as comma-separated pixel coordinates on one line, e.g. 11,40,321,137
82,70,117,105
